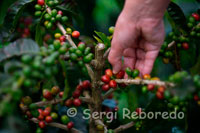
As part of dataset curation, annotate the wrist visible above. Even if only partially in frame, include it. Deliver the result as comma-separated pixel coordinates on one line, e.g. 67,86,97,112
121,0,170,20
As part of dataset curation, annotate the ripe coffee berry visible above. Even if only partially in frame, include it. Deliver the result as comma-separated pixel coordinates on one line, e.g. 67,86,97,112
105,69,113,77
43,90,53,100
59,36,66,42
156,91,164,100
51,86,60,95
38,114,44,120
73,90,81,98
67,122,74,129
45,116,53,123
38,109,43,114
109,80,117,88
143,74,151,79
76,85,83,91
147,84,155,91
39,121,46,128
65,99,73,107
58,10,63,15
59,91,64,98
42,109,50,117
182,42,189,50
158,86,165,93
72,31,80,38
116,70,125,79
101,75,110,83
192,13,200,21
102,84,110,91
194,94,199,101
82,80,91,89
73,98,82,106
37,0,45,6
136,108,142,115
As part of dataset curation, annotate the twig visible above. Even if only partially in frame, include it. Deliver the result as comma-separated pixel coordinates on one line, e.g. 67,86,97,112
45,5,76,48
168,41,176,48
114,121,134,133
103,48,110,59
30,118,80,133
102,88,115,100
115,79,175,88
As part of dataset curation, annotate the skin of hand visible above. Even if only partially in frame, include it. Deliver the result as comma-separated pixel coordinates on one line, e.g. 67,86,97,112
108,0,170,76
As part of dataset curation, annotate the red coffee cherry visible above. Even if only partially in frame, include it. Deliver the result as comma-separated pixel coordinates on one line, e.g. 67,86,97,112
182,42,189,50
76,85,83,91
156,91,164,100
59,36,66,42
65,99,73,107
42,109,50,117
73,98,81,106
38,121,46,128
67,121,74,129
58,10,63,15
147,84,154,91
158,86,165,93
38,114,44,121
192,13,200,21
82,80,91,89
105,69,113,77
72,31,80,38
136,108,142,115
116,70,125,79
109,80,117,88
102,84,110,91
73,90,81,98
59,91,64,98
101,75,110,83
38,109,43,114
194,94,199,101
45,116,53,123
43,90,53,100
37,0,45,6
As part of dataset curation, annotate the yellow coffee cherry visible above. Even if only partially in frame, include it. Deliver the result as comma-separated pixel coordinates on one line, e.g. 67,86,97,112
135,76,141,80
44,21,49,26
151,77,160,81
54,33,62,39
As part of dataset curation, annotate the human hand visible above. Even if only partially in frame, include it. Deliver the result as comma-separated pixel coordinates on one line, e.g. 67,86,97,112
108,0,170,76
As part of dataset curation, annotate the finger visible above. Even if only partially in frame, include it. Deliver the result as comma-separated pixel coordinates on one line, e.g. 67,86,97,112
135,48,145,77
108,43,124,74
123,48,136,69
142,50,160,75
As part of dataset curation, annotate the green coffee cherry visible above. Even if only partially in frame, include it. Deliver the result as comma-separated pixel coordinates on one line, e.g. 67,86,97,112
70,53,78,61
61,115,70,124
84,47,91,55
69,47,76,53
51,9,57,17
21,55,32,64
53,40,61,50
46,22,53,29
44,13,51,20
132,69,140,78
61,16,68,23
56,14,62,21
108,26,115,34
35,4,42,10
35,11,42,17
125,67,132,77
78,43,86,51
75,49,83,57
59,46,67,54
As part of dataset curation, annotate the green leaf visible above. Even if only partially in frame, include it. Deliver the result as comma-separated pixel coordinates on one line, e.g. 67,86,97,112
94,31,111,47
0,0,17,26
35,11,46,46
93,35,103,43
0,38,39,62
3,0,34,31
167,2,188,32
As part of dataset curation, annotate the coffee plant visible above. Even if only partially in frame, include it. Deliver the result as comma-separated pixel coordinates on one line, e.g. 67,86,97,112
0,0,200,133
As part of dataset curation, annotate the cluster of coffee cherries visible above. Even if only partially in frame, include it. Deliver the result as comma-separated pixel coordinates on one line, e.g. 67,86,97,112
17,16,33,38
125,67,140,79
64,80,91,107
101,69,125,91
42,86,61,100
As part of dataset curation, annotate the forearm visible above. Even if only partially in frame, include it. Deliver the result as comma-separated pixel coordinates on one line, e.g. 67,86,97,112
122,0,170,19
